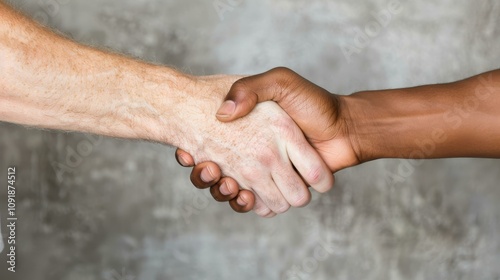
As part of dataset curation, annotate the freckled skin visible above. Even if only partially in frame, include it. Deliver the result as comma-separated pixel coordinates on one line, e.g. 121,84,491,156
175,75,333,215
0,3,334,217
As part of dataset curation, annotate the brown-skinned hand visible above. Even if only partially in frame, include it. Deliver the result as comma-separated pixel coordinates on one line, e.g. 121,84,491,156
176,67,360,215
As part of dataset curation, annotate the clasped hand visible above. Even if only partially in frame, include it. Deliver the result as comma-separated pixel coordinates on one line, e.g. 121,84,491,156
176,68,360,217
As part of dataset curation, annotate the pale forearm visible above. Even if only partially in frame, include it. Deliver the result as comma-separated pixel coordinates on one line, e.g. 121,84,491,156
345,70,500,162
0,2,191,144
0,3,334,216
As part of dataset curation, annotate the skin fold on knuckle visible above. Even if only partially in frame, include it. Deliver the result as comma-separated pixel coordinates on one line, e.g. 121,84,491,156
289,190,311,208
271,115,300,144
278,172,310,208
270,67,300,96
254,206,273,217
256,145,280,167
272,201,291,214
240,165,263,183
305,165,324,186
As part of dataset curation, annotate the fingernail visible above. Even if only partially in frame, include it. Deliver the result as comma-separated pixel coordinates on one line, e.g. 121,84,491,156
200,166,214,183
236,196,247,206
216,100,236,118
178,154,189,166
219,182,231,196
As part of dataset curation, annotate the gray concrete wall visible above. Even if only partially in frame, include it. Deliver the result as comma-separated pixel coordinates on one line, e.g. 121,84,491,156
0,0,499,279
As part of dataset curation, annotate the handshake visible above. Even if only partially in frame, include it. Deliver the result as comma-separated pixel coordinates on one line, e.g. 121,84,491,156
1,2,498,219
174,67,360,218
170,67,500,217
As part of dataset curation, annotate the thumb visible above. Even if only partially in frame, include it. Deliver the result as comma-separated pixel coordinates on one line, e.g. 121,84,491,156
216,68,290,122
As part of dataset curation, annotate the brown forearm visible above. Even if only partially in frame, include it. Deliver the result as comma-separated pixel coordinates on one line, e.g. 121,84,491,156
343,69,500,162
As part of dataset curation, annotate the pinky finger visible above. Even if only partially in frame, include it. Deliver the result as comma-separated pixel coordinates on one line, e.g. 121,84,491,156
248,193,276,218
175,148,195,167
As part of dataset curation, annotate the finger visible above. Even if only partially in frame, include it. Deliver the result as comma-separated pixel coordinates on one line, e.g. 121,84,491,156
271,162,311,208
228,190,255,213
217,68,337,142
189,162,222,189
175,148,195,167
263,211,277,218
216,67,292,122
248,192,276,217
250,178,291,214
286,127,335,193
210,177,240,202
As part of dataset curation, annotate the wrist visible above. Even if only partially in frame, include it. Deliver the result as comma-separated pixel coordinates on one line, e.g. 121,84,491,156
146,74,243,153
125,65,197,144
342,87,446,162
340,90,395,163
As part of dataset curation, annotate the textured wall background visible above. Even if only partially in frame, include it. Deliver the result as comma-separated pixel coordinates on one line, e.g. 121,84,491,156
0,0,499,279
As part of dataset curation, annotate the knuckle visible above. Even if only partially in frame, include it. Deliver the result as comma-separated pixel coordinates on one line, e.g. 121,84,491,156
230,79,249,94
241,167,260,182
230,79,259,106
270,66,294,78
261,191,290,214
254,206,273,217
254,193,290,215
279,115,296,129
316,177,334,193
256,146,279,167
273,202,290,214
272,116,297,138
290,190,311,208
305,165,324,185
270,67,298,91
